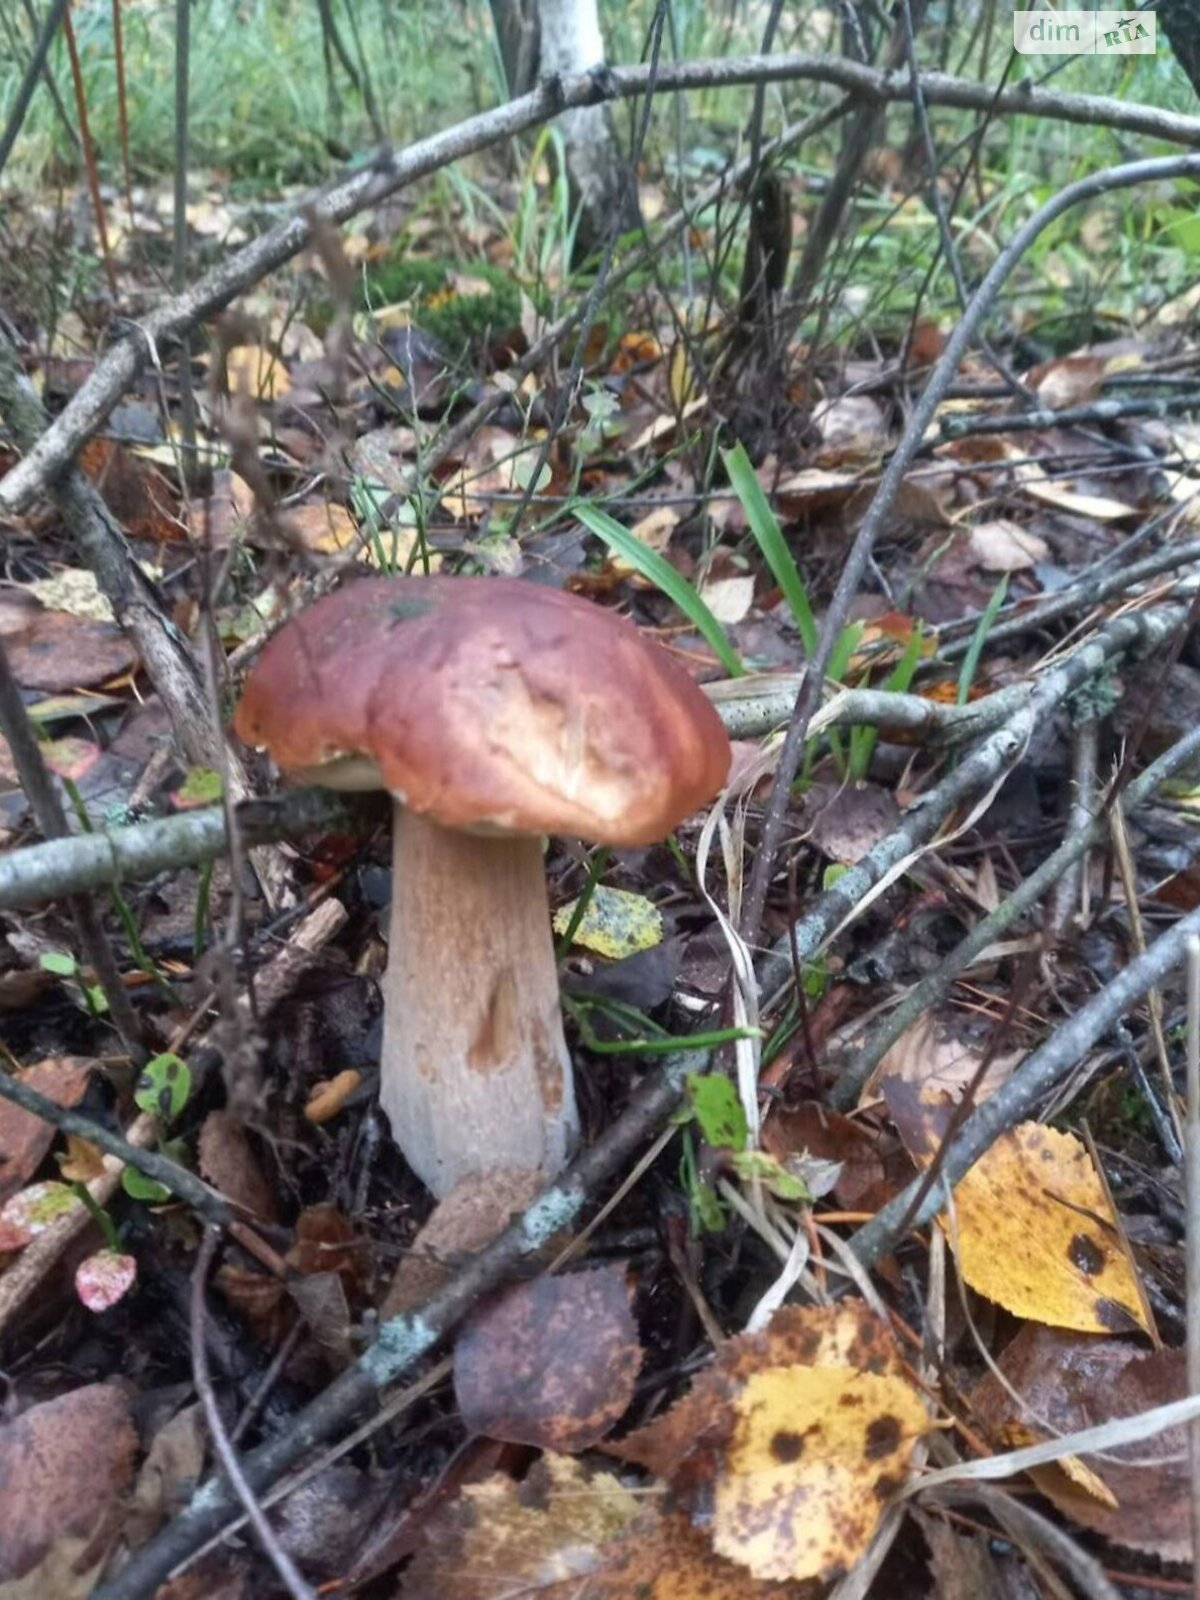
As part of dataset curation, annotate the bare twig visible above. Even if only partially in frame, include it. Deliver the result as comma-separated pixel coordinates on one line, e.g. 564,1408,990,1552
0,635,143,1055
832,718,1200,1109
939,387,1200,437
849,896,1200,1269
0,1069,233,1225
938,535,1200,660
0,0,71,177
0,787,348,911
0,325,292,907
190,1229,318,1600
2,57,1197,515
740,151,1200,945
1046,713,1097,939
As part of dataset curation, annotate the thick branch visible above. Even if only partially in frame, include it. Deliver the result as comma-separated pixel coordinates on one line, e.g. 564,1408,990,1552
2,59,1197,514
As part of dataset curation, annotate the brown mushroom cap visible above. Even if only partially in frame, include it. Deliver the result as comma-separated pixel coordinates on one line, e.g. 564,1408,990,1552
234,575,731,845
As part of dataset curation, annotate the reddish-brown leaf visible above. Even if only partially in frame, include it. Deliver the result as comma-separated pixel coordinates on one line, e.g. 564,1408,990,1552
0,1057,93,1202
454,1264,643,1452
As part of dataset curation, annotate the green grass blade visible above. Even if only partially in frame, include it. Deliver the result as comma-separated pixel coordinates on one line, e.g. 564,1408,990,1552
848,620,925,782
723,442,818,657
957,577,1007,706
574,503,744,677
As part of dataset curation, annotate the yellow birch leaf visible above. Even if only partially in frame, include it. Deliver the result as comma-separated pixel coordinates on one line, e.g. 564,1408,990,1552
714,1363,928,1582
943,1123,1148,1334
554,886,663,960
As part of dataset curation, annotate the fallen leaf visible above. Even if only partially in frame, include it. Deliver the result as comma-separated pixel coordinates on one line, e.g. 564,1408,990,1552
5,607,138,692
381,1167,543,1317
613,1299,925,1582
198,1110,278,1224
75,1249,138,1312
56,1134,106,1184
973,1324,1192,1559
226,344,290,400
553,886,664,960
1016,469,1135,521
454,1264,643,1452
762,1103,895,1211
1027,355,1106,410
0,1057,92,1202
864,1014,1022,1105
698,574,755,625
124,1402,207,1549
0,1383,137,1583
885,1092,1148,1334
801,782,901,864
967,520,1048,572
714,1362,928,1581
0,1179,81,1248
25,568,116,622
401,1454,640,1600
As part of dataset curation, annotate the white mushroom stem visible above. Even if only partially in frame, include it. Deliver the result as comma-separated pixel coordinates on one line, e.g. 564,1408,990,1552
379,807,580,1198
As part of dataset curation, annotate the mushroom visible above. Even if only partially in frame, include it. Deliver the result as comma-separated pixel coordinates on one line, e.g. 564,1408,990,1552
234,575,730,1197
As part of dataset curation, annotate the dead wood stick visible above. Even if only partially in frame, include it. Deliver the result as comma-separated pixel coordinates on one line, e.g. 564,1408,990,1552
2,60,1198,517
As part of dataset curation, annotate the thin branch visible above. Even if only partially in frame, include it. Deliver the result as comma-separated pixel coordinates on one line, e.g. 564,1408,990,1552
0,0,71,178
0,788,347,911
849,896,1200,1270
2,56,1197,514
0,1069,233,1225
0,635,144,1055
191,1229,318,1600
830,717,1200,1109
89,1049,707,1600
739,151,1200,945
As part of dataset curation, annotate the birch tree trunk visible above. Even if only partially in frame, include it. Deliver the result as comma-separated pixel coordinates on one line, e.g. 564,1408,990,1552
535,0,639,256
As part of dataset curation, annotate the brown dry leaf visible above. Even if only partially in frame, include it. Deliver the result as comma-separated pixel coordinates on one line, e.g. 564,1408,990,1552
454,1264,643,1451
612,1300,922,1579
0,1382,137,1584
973,1324,1191,1559
713,1362,928,1581
400,1453,640,1600
627,505,679,554
587,1503,812,1599
811,394,888,459
78,437,179,542
0,1057,92,1202
440,426,548,520
1016,469,1136,521
761,1104,895,1211
281,501,360,554
698,575,755,625
5,607,138,692
885,1091,1148,1333
918,1513,1008,1600
967,520,1048,572
996,1420,1117,1512
382,1167,543,1317
865,1014,1022,1105
801,782,901,864
123,1402,206,1549
1027,355,1107,410
197,1110,278,1224
226,344,290,400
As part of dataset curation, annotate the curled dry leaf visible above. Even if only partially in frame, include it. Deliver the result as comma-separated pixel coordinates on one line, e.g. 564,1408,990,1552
973,1323,1193,1561
0,1382,137,1584
0,1057,92,1202
304,1068,363,1124
454,1263,643,1452
885,1085,1148,1334
612,1302,927,1583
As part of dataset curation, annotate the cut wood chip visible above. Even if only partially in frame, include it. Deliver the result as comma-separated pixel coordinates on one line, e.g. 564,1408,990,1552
973,1323,1192,1560
0,1382,137,1586
884,1087,1148,1334
454,1263,643,1452
612,1302,927,1583
0,1057,92,1202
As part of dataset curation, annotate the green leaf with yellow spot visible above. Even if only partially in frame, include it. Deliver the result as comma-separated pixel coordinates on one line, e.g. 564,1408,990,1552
553,886,663,961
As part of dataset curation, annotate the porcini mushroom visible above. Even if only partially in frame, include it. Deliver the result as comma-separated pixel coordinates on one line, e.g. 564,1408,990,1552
234,575,730,1197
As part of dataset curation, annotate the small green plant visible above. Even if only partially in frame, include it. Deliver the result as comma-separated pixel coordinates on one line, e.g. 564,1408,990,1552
359,255,523,354
39,949,108,1017
957,575,1008,706
573,502,744,677
122,1052,193,1203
